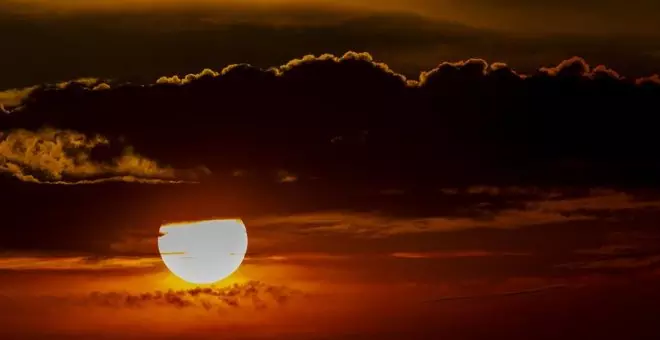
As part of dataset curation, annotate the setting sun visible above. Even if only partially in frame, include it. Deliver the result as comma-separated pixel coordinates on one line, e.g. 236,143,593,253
158,219,248,285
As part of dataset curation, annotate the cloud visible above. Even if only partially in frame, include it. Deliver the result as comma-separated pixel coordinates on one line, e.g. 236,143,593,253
445,185,563,198
0,79,104,112
109,236,159,255
560,232,660,270
2,52,660,191
0,128,207,184
2,52,657,112
574,245,640,256
156,68,221,85
81,280,305,311
151,52,403,87
276,169,298,183
558,255,660,270
427,284,572,302
148,52,655,90
391,251,530,259
248,209,572,236
0,256,161,271
0,85,38,111
538,56,623,79
0,280,307,330
247,189,660,236
636,74,660,85
245,253,351,261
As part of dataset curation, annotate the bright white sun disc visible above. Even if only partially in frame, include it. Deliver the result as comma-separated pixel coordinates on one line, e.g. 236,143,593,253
158,219,248,284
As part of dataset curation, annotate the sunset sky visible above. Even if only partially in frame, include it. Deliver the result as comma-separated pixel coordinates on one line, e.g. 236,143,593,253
2,0,660,89
2,1,660,339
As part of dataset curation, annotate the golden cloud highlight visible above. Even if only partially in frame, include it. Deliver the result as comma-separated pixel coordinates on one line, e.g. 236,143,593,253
151,52,658,90
0,86,37,113
0,128,207,184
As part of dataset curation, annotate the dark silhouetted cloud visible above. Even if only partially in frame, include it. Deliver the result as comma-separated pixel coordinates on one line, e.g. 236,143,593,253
2,52,659,190
0,255,161,271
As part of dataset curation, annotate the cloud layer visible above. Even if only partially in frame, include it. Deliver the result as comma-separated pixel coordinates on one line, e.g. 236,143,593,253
81,280,305,311
2,52,659,189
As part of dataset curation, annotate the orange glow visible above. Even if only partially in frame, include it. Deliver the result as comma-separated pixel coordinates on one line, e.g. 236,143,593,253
158,219,248,285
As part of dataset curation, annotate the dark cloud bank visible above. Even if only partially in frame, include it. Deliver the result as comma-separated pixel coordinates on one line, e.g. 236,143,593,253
2,52,660,189
3,53,660,257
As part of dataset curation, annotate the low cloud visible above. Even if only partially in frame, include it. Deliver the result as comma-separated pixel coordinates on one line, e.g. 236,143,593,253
427,284,572,302
83,281,304,311
277,170,298,183
0,280,309,337
574,245,640,256
0,256,161,271
245,253,350,261
558,255,660,270
248,189,660,236
391,251,530,259
456,186,562,198
0,128,207,184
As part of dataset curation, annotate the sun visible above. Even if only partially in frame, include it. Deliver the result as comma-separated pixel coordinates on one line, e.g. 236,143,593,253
158,219,248,285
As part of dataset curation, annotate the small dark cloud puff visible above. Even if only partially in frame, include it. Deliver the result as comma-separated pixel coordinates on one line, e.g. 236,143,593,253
1,52,659,188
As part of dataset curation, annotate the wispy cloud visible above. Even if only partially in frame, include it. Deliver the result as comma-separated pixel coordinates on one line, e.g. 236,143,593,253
276,170,298,183
427,284,571,302
453,185,562,197
248,189,660,236
574,245,640,256
558,255,660,270
391,251,530,259
0,256,161,271
245,253,351,261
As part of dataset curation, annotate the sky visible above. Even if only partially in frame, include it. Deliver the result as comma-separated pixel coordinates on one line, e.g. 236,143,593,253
2,1,660,339
2,0,660,88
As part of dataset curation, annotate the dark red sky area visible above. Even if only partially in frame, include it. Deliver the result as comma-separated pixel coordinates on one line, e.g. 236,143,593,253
1,1,660,339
